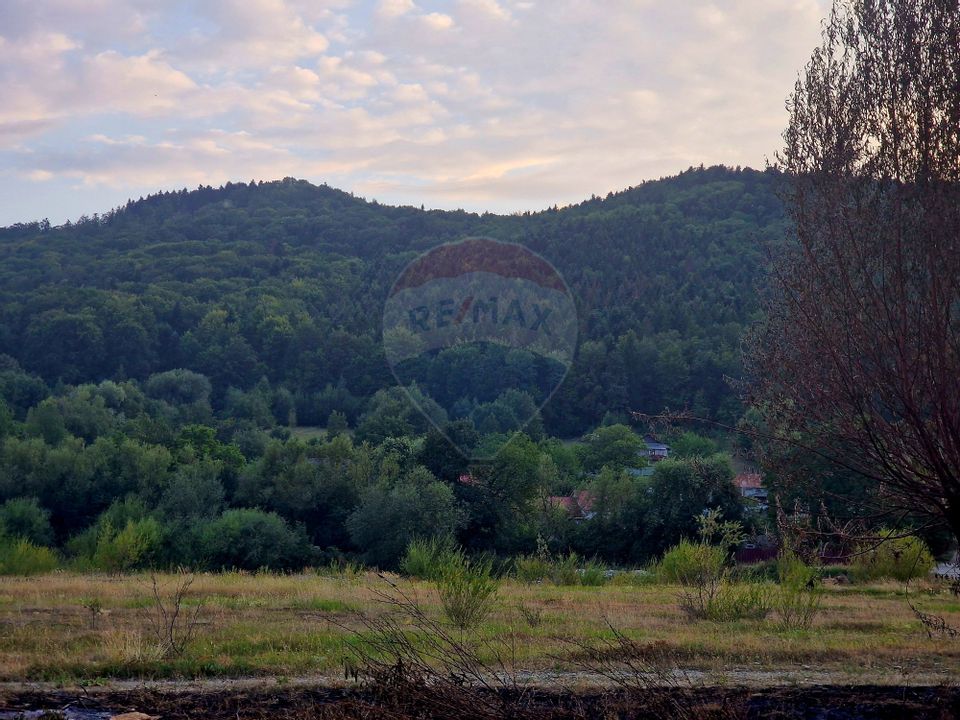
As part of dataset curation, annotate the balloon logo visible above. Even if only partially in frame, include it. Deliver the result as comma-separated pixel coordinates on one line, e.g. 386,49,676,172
383,237,578,460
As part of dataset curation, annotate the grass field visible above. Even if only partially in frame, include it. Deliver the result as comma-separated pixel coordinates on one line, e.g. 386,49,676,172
1,570,959,685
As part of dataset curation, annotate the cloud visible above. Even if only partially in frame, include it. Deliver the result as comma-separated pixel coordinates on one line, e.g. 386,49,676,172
377,0,416,18
173,0,329,71
421,12,455,30
457,0,512,24
0,0,833,225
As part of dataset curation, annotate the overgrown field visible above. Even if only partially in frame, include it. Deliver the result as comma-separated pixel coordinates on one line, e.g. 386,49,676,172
1,570,959,684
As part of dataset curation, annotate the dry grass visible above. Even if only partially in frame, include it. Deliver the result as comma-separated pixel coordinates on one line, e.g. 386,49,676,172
0,571,958,683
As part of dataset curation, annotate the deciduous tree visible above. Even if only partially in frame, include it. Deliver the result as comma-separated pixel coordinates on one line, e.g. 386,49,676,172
750,0,960,538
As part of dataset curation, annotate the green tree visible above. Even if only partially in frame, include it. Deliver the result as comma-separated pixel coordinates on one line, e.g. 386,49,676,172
579,424,644,473
642,454,743,558
418,420,479,482
460,433,543,554
326,409,349,436
670,431,719,458
347,466,459,568
354,386,447,445
24,400,67,445
91,518,163,572
0,497,54,546
199,509,314,570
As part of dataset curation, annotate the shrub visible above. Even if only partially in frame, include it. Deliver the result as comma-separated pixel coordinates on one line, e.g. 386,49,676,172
400,536,462,581
513,535,552,582
709,582,774,621
147,573,203,658
658,513,770,621
550,551,581,586
659,540,773,620
92,518,163,573
850,531,935,582
730,560,779,583
657,539,727,587
514,553,551,582
0,538,58,575
436,555,499,633
200,509,315,571
773,553,823,630
515,601,544,627
0,497,54,546
321,557,365,583
513,540,607,587
579,558,609,586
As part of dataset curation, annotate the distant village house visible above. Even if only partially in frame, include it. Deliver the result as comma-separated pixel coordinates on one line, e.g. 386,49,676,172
643,435,670,461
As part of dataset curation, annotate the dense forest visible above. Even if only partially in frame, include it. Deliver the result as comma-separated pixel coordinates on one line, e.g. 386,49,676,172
0,165,782,432
0,165,790,571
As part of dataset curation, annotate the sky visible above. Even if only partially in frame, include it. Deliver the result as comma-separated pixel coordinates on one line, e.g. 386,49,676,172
0,0,831,226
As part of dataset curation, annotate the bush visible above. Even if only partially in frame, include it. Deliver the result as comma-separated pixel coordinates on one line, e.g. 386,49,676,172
436,555,500,633
513,538,607,587
657,513,771,621
400,537,462,581
0,538,58,575
514,553,552,582
709,582,774,621
514,536,552,582
773,553,823,630
850,531,935,582
730,560,779,583
200,509,315,571
579,558,609,586
657,539,727,587
0,497,54,546
92,518,163,572
550,551,581,586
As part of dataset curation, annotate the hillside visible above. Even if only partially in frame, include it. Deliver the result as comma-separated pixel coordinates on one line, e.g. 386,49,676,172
0,165,784,437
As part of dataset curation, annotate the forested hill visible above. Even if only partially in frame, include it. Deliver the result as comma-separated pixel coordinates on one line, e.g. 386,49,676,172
0,165,785,436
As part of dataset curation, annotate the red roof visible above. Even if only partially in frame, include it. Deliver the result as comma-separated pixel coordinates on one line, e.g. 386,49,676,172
547,491,597,519
734,472,763,489
575,490,595,513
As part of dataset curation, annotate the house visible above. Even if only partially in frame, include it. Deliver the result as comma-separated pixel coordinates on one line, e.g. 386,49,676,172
734,535,779,563
643,435,670,461
457,473,480,487
733,472,768,511
547,490,596,522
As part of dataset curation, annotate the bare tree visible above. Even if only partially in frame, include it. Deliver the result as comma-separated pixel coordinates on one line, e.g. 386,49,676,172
145,573,204,658
748,1,960,539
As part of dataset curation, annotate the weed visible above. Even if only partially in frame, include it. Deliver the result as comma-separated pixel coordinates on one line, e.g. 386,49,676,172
710,582,774,621
145,572,204,658
436,556,500,633
773,553,823,630
850,531,935,582
400,536,461,581
549,552,581,586
579,558,609,587
81,597,104,630
515,601,544,628
513,535,552,582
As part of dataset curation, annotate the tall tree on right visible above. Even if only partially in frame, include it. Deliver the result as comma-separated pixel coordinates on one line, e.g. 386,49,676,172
748,1,960,539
